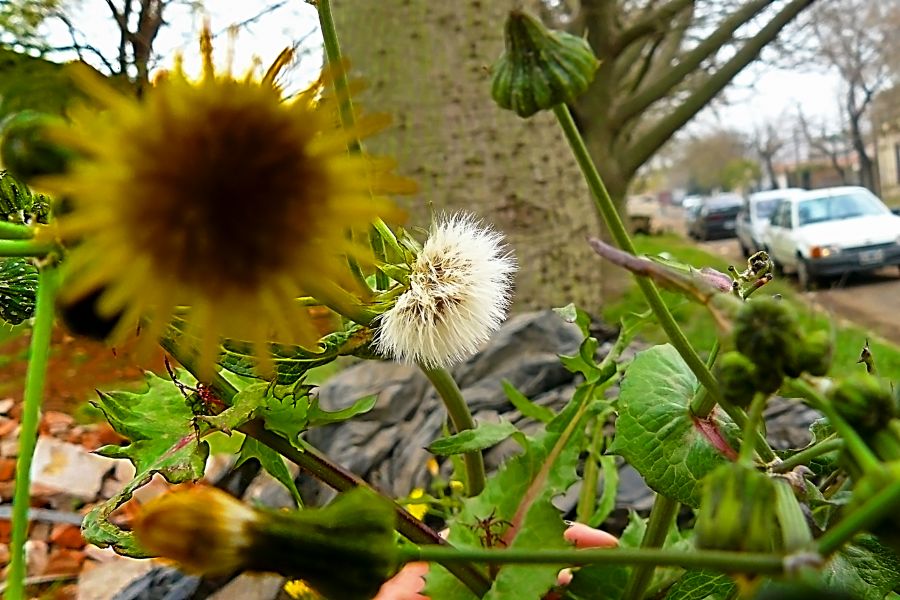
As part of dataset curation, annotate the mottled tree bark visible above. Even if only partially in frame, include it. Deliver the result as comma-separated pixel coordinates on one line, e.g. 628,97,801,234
331,0,611,311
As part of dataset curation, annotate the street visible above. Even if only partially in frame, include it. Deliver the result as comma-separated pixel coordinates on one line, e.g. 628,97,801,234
700,237,900,345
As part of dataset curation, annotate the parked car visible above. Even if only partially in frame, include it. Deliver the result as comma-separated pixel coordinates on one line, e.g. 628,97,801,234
736,188,806,257
763,186,900,290
687,193,743,240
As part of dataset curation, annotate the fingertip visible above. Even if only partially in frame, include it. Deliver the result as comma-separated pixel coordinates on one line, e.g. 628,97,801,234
564,522,619,548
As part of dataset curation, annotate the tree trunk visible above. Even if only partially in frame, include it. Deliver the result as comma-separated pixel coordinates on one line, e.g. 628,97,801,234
331,0,610,312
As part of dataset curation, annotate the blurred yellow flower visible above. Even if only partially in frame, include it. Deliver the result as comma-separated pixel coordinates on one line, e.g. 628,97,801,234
404,487,428,521
42,29,416,376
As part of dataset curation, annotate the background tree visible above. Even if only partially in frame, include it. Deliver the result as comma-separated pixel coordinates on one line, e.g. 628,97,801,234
334,0,815,305
803,0,900,192
671,128,758,194
796,106,850,185
751,120,785,189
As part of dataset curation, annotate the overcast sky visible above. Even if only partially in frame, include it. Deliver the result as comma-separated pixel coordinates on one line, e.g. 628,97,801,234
42,0,843,134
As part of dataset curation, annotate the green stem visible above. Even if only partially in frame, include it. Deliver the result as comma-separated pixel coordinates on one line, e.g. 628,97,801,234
622,494,680,600
739,392,769,466
160,338,492,596
400,545,786,574
0,221,34,240
788,378,881,475
576,417,603,523
690,339,720,416
551,105,719,407
7,266,59,600
771,436,842,474
0,239,54,257
817,480,900,556
422,366,486,496
302,279,378,326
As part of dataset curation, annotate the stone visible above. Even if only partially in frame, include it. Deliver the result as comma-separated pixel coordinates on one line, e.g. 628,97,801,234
40,410,75,437
0,457,15,481
44,547,85,576
30,437,116,500
0,436,19,458
24,539,49,576
76,555,155,600
0,416,16,438
0,398,14,415
208,573,285,600
50,523,85,549
243,469,298,509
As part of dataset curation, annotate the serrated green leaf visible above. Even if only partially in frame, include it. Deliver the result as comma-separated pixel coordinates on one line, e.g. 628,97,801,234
664,570,735,600
554,303,591,337
809,534,900,599
218,325,373,385
502,379,554,424
609,344,740,507
198,383,269,432
427,420,520,456
236,436,302,507
566,563,630,600
84,372,210,556
424,382,599,600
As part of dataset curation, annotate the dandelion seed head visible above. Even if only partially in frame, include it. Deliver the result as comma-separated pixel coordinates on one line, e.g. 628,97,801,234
377,214,516,368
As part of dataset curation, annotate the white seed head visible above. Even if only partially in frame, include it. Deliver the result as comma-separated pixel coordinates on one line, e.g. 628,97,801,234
377,214,516,368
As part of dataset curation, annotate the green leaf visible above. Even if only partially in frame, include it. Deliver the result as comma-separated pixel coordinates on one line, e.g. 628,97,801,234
219,325,374,385
83,372,210,556
502,379,554,423
665,570,735,600
424,381,599,600
427,420,520,456
308,394,377,427
587,455,619,528
809,534,900,599
553,303,591,337
567,563,630,600
236,436,302,507
609,344,740,507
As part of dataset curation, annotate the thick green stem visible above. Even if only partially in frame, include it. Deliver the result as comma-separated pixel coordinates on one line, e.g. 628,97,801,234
301,279,378,326
0,221,34,240
0,239,54,257
7,266,59,600
623,494,680,600
159,338,492,596
817,480,900,555
400,545,786,574
690,339,720,416
772,436,842,474
552,105,720,407
576,417,603,523
739,392,769,466
422,366,486,496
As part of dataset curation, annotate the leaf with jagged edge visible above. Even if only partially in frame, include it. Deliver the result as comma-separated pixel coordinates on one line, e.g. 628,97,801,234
423,382,603,600
427,420,521,456
82,372,209,556
609,344,741,508
664,571,735,600
236,436,302,506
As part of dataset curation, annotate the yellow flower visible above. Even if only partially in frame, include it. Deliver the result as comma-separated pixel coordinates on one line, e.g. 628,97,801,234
283,580,324,600
41,29,416,376
403,487,428,521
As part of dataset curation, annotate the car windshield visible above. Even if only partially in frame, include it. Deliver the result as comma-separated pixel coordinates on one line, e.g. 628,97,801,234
797,191,887,226
754,199,779,219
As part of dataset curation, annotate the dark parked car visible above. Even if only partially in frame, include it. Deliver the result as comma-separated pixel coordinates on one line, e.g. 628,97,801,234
687,193,743,240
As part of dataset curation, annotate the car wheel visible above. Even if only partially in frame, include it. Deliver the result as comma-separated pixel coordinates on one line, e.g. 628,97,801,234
796,259,817,291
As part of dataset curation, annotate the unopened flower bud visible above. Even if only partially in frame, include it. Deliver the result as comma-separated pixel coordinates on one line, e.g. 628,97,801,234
0,111,72,182
717,351,757,408
135,487,397,600
695,464,777,554
491,10,599,118
829,374,896,435
734,297,801,378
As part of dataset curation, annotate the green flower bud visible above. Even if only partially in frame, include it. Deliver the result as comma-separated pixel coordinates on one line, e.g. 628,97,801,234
0,111,72,182
734,297,801,377
829,374,896,435
491,10,599,118
793,329,833,377
0,257,38,325
695,463,777,554
717,351,757,408
135,487,397,600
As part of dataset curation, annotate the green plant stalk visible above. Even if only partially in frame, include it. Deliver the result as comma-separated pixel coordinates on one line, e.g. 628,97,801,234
576,417,603,523
738,392,768,465
552,104,776,464
400,545,786,574
690,338,719,416
771,436,842,474
622,493,680,600
301,279,379,326
789,378,881,475
0,221,34,240
6,266,59,600
317,0,390,289
552,104,718,403
422,366,487,496
0,239,55,257
159,338,492,596
817,480,900,555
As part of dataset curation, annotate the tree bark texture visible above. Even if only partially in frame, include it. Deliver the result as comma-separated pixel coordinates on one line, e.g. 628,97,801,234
331,0,611,311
